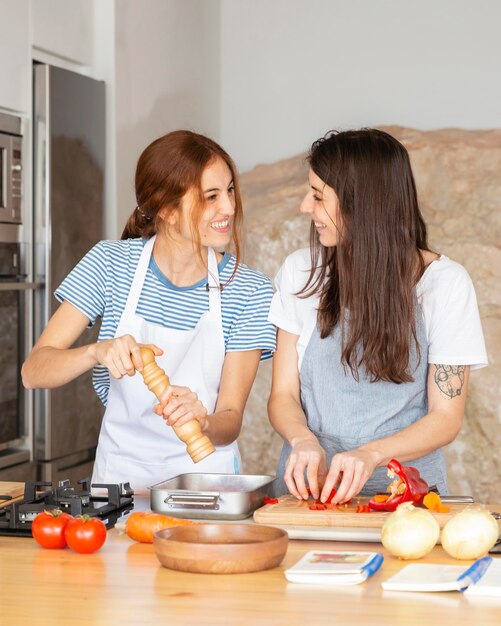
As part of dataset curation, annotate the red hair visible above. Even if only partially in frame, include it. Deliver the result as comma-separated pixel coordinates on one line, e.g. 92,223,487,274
122,130,242,269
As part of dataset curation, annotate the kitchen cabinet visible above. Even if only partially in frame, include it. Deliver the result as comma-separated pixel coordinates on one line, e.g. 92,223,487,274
0,0,30,114
31,0,94,68
0,460,34,481
0,1,96,115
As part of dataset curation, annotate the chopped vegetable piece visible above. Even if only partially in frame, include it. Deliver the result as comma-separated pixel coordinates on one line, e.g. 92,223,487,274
356,504,371,513
308,504,326,510
323,488,337,504
263,496,279,505
423,492,450,513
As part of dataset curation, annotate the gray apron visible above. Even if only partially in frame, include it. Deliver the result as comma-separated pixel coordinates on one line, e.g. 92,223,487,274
273,309,448,497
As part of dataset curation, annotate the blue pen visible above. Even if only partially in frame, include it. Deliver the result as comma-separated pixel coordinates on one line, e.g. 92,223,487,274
361,553,384,581
457,556,493,591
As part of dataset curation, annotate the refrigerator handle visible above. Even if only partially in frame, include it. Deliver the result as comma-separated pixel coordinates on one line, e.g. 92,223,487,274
0,282,43,291
33,63,51,461
33,63,51,325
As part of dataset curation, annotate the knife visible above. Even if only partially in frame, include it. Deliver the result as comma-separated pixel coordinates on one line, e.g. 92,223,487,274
428,486,501,519
428,485,474,504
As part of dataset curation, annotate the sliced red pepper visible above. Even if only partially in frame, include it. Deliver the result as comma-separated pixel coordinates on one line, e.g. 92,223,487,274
305,486,336,504
368,459,429,512
308,503,326,511
323,488,337,504
263,496,279,505
356,504,371,513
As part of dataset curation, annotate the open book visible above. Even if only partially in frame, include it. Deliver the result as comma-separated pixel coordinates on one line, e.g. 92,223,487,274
382,557,496,594
285,550,384,585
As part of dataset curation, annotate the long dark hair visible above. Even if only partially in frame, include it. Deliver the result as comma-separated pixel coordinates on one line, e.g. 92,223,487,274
121,130,243,270
301,128,431,383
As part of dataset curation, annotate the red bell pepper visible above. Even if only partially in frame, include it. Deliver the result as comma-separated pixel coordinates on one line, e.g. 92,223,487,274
368,459,429,512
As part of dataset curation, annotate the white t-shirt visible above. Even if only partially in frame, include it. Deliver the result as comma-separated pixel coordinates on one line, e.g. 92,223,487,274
269,248,488,370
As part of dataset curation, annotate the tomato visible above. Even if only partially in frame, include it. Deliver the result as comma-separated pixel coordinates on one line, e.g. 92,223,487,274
125,511,197,543
32,509,73,549
64,515,107,554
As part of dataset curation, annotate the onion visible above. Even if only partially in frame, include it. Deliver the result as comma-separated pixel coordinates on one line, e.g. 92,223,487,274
381,502,440,559
441,507,499,560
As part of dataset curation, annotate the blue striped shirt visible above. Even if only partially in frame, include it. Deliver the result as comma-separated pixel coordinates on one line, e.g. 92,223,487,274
55,238,276,405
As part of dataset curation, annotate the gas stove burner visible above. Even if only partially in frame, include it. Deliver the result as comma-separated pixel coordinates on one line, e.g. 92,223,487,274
0,478,134,537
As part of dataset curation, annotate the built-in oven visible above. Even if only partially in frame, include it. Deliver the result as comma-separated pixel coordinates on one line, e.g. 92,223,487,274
0,242,25,447
0,238,32,476
0,113,32,480
0,112,23,224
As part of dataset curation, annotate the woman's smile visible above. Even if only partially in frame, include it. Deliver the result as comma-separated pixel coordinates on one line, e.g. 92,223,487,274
314,220,327,231
210,218,231,233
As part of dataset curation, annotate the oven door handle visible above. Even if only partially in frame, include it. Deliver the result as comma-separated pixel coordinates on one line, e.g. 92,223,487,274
0,281,43,291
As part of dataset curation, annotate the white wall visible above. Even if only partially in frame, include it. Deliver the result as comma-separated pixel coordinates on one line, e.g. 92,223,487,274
219,0,501,172
20,0,501,233
114,0,220,235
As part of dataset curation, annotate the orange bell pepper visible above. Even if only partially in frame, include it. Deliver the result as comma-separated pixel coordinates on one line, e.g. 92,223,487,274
423,491,450,513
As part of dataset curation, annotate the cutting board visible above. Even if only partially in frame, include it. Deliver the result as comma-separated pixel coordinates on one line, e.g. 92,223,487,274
0,482,25,508
253,495,501,530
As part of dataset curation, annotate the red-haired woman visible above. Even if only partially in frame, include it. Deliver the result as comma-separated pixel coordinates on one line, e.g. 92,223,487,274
268,129,487,504
22,131,275,492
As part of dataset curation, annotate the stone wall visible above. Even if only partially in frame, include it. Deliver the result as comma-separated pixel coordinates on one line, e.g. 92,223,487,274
238,126,501,502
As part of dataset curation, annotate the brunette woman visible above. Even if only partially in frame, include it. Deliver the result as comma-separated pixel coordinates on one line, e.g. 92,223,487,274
268,128,487,503
22,130,275,492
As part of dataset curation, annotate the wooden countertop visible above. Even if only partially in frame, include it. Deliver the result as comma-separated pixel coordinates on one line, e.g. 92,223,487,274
0,511,499,625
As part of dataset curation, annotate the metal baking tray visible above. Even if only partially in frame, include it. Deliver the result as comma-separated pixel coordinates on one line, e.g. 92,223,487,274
149,473,276,520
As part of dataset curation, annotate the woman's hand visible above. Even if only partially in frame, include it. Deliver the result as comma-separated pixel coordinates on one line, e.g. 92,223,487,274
89,335,163,379
153,386,209,431
320,448,380,504
284,436,327,501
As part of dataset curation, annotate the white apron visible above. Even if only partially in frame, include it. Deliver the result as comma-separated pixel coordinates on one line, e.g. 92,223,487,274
92,235,240,493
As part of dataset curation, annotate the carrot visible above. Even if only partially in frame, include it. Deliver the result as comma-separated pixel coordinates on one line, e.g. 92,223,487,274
125,511,198,543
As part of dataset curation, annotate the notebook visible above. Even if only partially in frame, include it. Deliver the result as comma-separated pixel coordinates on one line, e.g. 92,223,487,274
382,557,494,593
285,550,384,585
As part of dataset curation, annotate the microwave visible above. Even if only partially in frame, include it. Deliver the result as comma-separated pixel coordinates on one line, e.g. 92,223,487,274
0,113,23,224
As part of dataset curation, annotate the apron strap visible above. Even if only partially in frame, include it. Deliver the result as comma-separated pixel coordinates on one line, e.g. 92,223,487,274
121,237,222,320
207,247,222,316
122,235,156,319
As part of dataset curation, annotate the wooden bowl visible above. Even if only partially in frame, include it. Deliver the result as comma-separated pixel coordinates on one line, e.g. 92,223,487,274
153,523,288,574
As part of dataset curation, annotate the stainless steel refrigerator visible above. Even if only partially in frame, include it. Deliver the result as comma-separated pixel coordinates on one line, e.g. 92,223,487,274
33,63,105,483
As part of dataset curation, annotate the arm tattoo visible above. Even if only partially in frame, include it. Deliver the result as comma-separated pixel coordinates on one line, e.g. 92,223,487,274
433,364,466,399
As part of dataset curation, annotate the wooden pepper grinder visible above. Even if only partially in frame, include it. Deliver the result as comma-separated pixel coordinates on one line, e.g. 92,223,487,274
132,346,215,463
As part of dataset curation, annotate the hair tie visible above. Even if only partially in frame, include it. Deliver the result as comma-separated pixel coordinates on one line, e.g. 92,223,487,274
136,205,151,221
